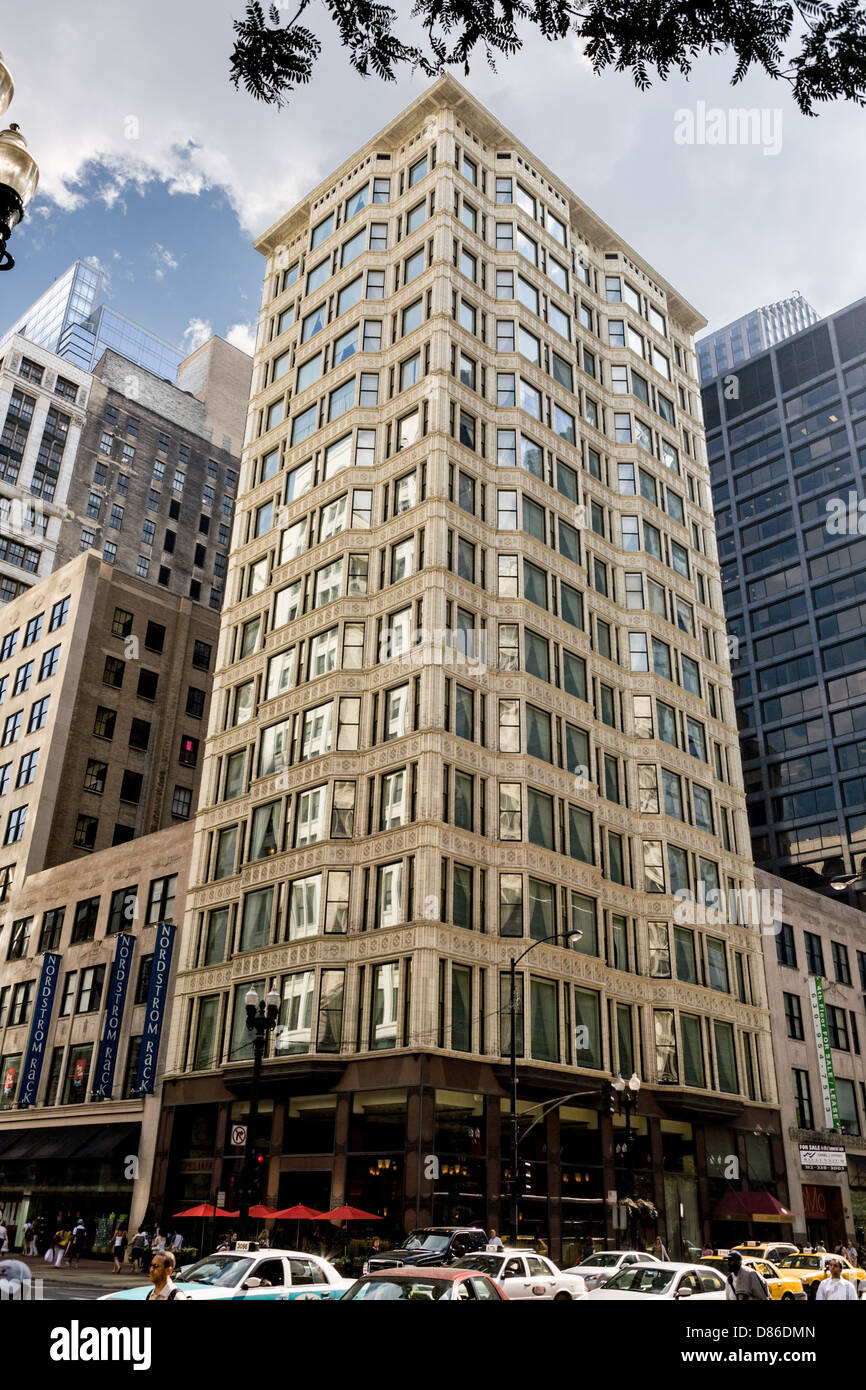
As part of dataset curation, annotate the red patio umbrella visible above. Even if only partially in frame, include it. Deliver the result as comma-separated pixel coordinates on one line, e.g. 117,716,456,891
324,1206,382,1221
271,1204,326,1249
271,1205,326,1220
171,1203,240,1260
247,1205,277,1220
172,1204,238,1219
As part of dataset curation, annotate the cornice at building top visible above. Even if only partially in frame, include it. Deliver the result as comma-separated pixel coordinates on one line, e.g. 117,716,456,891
253,75,706,336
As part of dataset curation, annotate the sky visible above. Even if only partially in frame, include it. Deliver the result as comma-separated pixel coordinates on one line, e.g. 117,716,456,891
1,2,864,356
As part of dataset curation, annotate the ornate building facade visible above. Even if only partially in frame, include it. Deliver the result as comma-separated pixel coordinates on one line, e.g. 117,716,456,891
158,78,787,1261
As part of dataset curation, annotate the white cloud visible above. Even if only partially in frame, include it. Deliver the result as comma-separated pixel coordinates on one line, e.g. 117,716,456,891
183,317,212,353
225,321,256,356
151,242,180,279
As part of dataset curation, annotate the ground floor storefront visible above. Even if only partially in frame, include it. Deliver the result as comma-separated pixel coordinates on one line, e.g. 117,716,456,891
783,1143,866,1249
155,1054,790,1264
0,1117,147,1252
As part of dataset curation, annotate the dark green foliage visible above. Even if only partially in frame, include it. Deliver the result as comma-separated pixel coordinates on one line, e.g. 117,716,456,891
229,1,866,112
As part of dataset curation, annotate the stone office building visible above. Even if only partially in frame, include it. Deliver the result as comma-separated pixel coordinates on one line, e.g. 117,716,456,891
0,330,251,612
53,337,251,612
0,549,218,891
156,77,786,1261
0,820,192,1247
759,868,866,1247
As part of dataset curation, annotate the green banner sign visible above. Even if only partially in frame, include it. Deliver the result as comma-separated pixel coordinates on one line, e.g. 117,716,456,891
809,976,839,1129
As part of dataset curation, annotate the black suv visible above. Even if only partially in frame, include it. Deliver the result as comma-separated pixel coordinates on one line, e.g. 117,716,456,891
364,1227,489,1273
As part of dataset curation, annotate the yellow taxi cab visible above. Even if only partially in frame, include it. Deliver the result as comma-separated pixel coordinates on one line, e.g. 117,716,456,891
731,1240,798,1265
698,1253,806,1301
773,1252,866,1299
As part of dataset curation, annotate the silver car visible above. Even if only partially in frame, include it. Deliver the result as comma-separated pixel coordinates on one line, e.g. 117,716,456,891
453,1249,587,1300
562,1249,662,1291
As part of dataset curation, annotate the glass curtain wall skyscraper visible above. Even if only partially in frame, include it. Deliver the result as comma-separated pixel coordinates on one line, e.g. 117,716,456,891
697,293,820,384
2,259,183,377
158,77,786,1258
703,296,866,906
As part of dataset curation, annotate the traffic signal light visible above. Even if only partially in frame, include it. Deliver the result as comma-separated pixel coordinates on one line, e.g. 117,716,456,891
600,1081,617,1114
251,1153,266,1200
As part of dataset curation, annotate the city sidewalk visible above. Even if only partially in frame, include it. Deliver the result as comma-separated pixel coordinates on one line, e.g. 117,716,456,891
16,1257,145,1286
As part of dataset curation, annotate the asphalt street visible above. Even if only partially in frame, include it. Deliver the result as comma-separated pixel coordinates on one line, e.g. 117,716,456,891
2,1258,144,1302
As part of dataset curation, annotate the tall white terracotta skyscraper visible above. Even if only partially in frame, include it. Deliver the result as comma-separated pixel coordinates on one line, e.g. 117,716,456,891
159,77,788,1260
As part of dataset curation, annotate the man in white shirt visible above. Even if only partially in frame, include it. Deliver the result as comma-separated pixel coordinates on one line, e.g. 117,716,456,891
146,1252,190,1301
487,1229,503,1251
816,1257,857,1300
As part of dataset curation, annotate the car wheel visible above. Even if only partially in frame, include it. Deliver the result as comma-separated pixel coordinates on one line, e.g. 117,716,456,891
781,1293,795,1302
553,1291,571,1301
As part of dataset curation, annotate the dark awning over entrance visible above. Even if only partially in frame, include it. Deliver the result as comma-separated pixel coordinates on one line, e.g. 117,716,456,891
0,1122,139,1161
713,1191,793,1222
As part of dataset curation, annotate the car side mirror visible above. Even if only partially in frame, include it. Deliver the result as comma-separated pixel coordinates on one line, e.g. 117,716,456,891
243,1277,263,1288
674,1287,692,1298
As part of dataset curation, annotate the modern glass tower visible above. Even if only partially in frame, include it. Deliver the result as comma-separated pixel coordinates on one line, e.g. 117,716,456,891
697,294,820,384
2,259,184,378
158,77,786,1260
702,296,866,905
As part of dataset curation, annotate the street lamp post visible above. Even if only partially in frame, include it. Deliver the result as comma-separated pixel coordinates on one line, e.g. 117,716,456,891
239,984,280,1240
508,930,582,1243
611,1072,641,1247
0,55,39,270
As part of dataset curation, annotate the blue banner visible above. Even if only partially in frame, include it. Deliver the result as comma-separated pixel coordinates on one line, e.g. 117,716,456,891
135,921,176,1094
18,952,62,1105
92,932,136,1099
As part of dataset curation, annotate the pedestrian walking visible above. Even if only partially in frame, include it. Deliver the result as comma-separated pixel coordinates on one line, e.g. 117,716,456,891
725,1251,770,1301
815,1240,827,1252
486,1229,503,1251
112,1226,128,1272
146,1252,190,1301
67,1220,87,1270
816,1257,856,1300
652,1236,669,1261
845,1240,859,1266
53,1229,68,1268
0,1221,8,1254
21,1219,36,1258
170,1230,183,1259
129,1228,147,1272
151,1229,166,1256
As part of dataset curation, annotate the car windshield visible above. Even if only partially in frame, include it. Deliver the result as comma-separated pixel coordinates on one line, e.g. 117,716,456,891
603,1267,676,1295
778,1255,819,1270
454,1254,503,1274
348,1278,450,1301
403,1231,451,1252
581,1253,621,1268
176,1255,252,1287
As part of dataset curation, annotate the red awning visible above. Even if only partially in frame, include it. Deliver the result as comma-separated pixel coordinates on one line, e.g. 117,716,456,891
713,1192,793,1222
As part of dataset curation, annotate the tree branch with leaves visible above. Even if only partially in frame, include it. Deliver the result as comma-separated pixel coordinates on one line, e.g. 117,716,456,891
229,1,866,112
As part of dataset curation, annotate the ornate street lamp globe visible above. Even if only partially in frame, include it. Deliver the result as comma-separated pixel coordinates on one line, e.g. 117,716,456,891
0,121,39,269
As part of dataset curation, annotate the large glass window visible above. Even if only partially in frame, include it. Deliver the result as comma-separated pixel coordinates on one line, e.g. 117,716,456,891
239,888,273,952
531,978,558,1062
